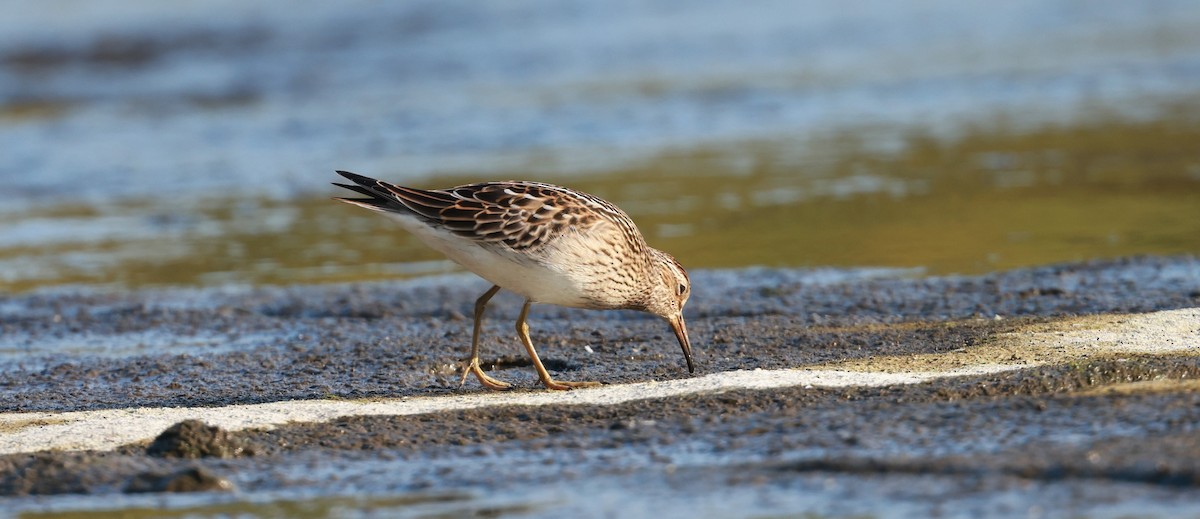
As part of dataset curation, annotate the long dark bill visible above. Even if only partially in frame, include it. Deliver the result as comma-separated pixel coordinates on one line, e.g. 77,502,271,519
669,315,695,373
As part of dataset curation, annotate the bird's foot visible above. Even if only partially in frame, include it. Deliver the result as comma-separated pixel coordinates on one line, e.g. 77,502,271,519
539,378,602,391
459,358,512,390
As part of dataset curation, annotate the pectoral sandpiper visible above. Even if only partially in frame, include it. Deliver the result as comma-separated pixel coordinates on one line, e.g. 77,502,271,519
333,171,694,391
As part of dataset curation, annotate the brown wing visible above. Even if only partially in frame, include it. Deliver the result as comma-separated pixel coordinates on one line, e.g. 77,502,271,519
334,171,616,251
432,182,613,250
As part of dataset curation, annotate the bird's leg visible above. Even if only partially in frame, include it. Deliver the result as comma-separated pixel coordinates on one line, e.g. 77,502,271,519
460,285,511,390
515,299,601,391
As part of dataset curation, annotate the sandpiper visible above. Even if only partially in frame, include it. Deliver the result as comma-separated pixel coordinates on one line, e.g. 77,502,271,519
333,171,694,391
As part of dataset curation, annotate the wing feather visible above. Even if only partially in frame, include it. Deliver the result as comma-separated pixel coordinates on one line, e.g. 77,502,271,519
334,172,635,252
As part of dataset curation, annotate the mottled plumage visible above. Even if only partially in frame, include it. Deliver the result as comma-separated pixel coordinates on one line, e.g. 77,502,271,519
333,170,693,390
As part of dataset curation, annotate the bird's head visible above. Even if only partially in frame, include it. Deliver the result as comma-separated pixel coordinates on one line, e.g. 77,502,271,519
645,248,694,373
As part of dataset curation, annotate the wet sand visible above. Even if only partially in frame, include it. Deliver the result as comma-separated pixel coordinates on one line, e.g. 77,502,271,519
0,256,1198,516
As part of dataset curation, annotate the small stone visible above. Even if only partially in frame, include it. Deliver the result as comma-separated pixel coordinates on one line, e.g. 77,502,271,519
146,420,250,459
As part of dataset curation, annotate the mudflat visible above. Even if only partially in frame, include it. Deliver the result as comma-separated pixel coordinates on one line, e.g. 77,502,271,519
0,256,1198,517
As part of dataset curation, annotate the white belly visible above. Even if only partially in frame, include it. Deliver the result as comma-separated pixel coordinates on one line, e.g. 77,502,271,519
388,214,591,306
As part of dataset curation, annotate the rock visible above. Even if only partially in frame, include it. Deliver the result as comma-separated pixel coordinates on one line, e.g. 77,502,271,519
146,420,250,459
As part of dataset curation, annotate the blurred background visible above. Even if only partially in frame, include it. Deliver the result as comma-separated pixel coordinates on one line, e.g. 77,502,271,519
1,0,1198,293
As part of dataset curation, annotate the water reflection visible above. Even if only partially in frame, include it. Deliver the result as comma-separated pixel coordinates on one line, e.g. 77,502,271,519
1,107,1197,291
1,1,1198,291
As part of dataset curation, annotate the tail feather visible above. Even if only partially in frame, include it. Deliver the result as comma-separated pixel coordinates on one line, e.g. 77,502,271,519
332,182,379,198
335,170,385,191
333,171,456,224
334,196,393,212
333,171,411,215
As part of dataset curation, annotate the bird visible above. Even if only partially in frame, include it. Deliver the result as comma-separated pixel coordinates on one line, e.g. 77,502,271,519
332,171,694,391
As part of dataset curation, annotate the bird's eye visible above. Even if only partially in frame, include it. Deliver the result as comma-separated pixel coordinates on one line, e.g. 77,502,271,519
677,283,687,296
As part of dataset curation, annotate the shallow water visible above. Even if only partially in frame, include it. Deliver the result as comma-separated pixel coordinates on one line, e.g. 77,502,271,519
3,0,1200,292
14,467,1200,519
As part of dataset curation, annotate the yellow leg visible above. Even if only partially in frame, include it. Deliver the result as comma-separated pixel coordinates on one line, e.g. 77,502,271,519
516,299,600,391
459,285,512,390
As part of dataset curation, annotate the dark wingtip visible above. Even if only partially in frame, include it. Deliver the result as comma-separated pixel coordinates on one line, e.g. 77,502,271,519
332,182,379,197
335,170,377,186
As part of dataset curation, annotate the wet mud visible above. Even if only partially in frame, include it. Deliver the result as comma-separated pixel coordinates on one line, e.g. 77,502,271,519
0,256,1198,514
1,354,1198,499
2,256,1196,412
